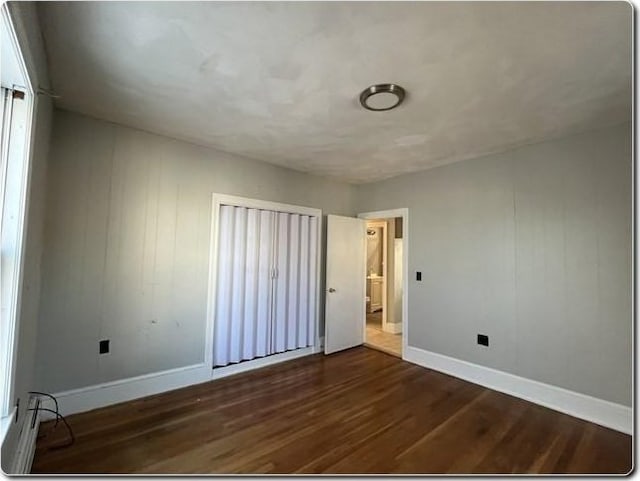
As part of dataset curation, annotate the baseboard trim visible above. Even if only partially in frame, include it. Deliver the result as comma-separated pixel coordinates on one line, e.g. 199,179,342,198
211,346,320,381
41,363,210,418
9,397,40,474
404,346,632,435
40,344,325,418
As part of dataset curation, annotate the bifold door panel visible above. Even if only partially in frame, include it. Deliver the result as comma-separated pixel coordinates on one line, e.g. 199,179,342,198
213,205,318,367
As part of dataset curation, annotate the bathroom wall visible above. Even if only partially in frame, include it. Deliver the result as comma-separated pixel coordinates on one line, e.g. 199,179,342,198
387,218,403,327
366,224,383,276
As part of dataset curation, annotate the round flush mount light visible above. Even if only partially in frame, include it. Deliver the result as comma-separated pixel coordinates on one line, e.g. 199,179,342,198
359,83,406,111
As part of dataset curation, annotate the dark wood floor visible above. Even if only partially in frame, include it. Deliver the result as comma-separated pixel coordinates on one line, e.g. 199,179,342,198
32,347,632,474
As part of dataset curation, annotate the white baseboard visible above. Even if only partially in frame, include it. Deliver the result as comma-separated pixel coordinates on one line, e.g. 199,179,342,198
40,363,210,418
211,346,320,381
383,322,402,334
40,344,324,418
8,397,40,474
404,346,632,435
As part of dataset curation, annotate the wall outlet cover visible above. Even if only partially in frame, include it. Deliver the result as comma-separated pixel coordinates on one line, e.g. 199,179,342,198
99,339,110,354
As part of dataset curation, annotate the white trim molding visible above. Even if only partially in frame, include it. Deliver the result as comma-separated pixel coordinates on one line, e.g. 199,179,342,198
37,338,328,420
211,193,322,217
11,397,39,474
2,397,40,474
38,343,325,419
40,364,210,418
211,346,320,381
0,407,16,447
206,193,323,371
0,4,36,420
404,345,632,435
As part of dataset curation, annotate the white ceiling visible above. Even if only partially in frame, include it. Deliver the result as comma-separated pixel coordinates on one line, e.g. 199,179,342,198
38,2,631,184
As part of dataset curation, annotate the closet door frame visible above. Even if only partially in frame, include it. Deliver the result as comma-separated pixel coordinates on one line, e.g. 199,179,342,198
205,193,322,378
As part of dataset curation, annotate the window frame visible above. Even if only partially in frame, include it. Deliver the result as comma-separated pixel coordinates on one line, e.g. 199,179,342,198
0,3,36,422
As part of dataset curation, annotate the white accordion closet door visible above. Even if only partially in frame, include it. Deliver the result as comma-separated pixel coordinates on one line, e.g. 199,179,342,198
273,213,317,354
213,205,235,367
296,215,318,348
297,216,310,348
214,206,275,367
241,208,268,361
214,204,318,368
255,209,275,358
307,216,318,347
228,206,246,364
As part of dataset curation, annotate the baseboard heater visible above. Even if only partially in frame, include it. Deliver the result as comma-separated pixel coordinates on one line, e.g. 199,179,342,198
11,396,41,474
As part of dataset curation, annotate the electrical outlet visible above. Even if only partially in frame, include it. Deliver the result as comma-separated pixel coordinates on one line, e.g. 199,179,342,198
416,271,422,281
99,339,110,354
477,334,489,347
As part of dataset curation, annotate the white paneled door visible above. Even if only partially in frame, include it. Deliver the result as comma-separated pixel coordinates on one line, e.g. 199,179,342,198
324,215,366,354
213,204,318,367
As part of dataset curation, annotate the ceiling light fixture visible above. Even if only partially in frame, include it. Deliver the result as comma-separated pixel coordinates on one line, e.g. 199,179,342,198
359,83,406,111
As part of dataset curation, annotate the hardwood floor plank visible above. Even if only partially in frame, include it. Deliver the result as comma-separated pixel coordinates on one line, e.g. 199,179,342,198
32,347,632,474
471,402,562,474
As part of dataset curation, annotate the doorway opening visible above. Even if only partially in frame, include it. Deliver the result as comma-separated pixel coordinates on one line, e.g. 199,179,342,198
360,213,406,358
323,209,407,356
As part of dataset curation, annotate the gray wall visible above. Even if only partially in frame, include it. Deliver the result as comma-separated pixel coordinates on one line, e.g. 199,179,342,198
33,107,632,406
355,123,632,406
35,109,356,393
2,1,53,473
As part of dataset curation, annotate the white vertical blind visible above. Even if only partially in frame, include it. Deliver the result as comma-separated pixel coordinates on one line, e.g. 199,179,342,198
297,215,310,348
242,208,259,361
229,206,247,363
213,205,234,366
273,212,289,354
307,217,318,346
285,213,300,351
214,206,318,367
256,209,274,358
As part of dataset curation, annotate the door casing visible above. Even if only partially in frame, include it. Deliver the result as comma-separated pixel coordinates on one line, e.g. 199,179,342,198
206,193,323,378
358,208,409,360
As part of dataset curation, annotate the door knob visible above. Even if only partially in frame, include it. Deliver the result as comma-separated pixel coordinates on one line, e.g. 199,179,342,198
328,288,336,293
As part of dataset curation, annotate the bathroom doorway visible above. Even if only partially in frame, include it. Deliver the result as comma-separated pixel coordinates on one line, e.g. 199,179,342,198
361,213,405,358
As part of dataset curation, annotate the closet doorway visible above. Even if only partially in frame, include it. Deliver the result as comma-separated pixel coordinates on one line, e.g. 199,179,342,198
206,194,322,379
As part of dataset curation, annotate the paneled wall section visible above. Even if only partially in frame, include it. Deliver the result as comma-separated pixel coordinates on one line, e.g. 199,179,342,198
355,123,632,406
36,109,355,393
